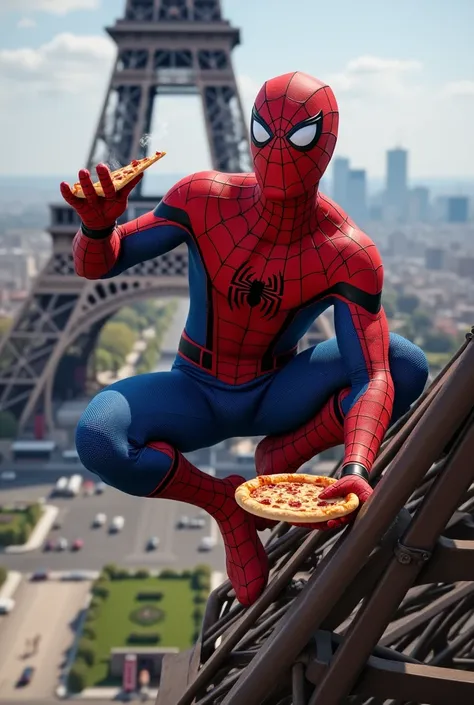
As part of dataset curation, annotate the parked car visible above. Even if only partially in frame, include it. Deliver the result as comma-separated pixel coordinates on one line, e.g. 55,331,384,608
198,536,216,552
176,515,190,529
72,538,84,551
43,539,55,552
146,536,160,551
92,513,106,527
31,570,49,582
110,515,124,533
83,481,95,496
189,517,205,529
0,598,15,614
57,537,68,551
95,481,106,494
17,666,35,687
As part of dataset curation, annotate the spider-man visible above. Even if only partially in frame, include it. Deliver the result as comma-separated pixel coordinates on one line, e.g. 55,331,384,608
60,72,428,606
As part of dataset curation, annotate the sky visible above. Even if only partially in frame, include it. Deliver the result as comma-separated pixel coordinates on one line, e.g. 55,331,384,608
0,0,473,181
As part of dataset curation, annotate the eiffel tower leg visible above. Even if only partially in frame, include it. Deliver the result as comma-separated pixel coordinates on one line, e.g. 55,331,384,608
198,68,251,173
0,228,190,436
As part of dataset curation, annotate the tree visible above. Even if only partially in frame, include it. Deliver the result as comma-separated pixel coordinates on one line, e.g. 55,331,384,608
423,330,455,354
94,348,114,373
412,309,432,337
0,318,11,339
113,306,145,332
98,322,136,363
396,294,420,315
381,292,397,319
0,411,18,439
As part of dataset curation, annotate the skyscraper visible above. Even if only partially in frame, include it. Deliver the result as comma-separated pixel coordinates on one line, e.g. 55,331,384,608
332,157,350,210
347,169,368,225
447,196,469,223
408,186,430,222
385,148,408,222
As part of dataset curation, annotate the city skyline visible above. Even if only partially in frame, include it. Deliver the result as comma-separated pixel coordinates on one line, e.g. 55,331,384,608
0,0,473,178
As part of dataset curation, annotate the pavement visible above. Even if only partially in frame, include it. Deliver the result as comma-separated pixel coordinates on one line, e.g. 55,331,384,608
0,578,91,701
0,480,226,574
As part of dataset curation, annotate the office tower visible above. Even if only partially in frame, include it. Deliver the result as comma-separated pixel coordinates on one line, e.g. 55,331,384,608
447,196,469,223
385,147,408,221
408,186,430,222
332,157,350,209
425,247,446,271
347,169,368,224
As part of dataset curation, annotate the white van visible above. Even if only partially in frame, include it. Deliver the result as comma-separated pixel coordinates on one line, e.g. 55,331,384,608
54,477,68,495
110,515,125,533
0,598,15,614
198,536,216,552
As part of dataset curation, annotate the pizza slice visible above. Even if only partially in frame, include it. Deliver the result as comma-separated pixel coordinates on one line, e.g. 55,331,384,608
234,473,359,524
72,151,166,198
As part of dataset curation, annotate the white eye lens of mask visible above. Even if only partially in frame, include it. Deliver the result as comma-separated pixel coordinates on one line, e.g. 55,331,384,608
252,119,271,144
288,123,318,147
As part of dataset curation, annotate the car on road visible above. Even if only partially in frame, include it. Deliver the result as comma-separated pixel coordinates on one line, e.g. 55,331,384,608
31,570,49,582
17,666,35,687
57,537,68,551
110,515,125,533
52,518,62,530
92,512,107,527
176,515,190,529
146,536,160,550
83,480,95,496
189,517,206,529
95,481,106,494
72,538,84,551
0,470,16,481
198,536,216,552
43,539,55,551
0,597,15,614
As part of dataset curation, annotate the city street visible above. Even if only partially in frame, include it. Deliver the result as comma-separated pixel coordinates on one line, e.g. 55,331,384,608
0,478,226,574
0,578,90,700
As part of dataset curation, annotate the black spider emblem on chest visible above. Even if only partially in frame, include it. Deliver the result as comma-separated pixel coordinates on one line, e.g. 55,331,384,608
228,263,284,319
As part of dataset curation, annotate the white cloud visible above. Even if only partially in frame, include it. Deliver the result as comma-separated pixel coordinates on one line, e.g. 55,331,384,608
442,80,474,98
1,0,99,14
0,32,115,94
17,17,37,28
323,56,473,178
0,38,472,179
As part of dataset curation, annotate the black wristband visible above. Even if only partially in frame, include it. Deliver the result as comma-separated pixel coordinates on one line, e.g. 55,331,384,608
81,222,116,240
340,463,369,482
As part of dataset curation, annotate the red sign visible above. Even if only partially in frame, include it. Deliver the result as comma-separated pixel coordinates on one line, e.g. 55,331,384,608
122,654,137,692
34,414,45,440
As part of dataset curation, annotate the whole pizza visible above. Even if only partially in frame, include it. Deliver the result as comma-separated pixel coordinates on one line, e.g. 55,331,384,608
72,151,166,198
234,474,359,524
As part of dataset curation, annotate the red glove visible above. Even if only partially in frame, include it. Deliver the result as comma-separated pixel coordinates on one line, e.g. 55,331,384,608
293,469,373,532
60,163,143,230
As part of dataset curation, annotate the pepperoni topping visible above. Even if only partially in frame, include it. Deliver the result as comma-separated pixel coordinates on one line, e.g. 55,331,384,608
131,160,139,166
258,498,271,505
288,499,302,508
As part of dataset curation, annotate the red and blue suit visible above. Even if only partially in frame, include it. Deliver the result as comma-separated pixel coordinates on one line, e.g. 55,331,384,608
61,72,428,606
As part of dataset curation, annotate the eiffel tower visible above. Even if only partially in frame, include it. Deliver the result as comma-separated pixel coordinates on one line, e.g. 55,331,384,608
0,0,329,439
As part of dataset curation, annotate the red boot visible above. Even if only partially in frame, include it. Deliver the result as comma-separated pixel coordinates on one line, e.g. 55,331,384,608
148,443,269,606
254,392,346,530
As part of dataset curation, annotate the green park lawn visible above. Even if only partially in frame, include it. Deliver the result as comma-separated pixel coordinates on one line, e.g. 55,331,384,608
85,576,197,687
0,504,42,546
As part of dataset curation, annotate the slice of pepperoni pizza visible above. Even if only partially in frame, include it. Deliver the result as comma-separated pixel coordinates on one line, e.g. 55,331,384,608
71,151,166,198
234,473,359,524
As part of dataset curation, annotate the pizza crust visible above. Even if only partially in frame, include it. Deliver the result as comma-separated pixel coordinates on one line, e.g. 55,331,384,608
72,151,166,198
234,473,359,524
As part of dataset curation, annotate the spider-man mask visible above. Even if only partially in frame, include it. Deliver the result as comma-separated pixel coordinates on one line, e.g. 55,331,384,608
251,71,339,201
